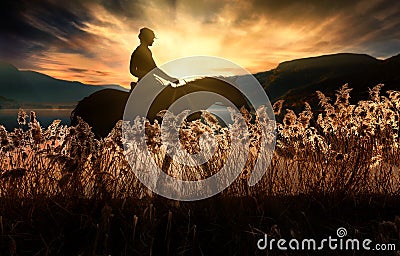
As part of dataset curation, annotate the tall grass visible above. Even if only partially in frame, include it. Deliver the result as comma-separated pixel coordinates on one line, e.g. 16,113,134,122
1,84,399,200
1,84,400,255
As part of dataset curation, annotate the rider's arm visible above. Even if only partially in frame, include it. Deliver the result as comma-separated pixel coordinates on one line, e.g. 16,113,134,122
153,68,178,83
147,51,177,82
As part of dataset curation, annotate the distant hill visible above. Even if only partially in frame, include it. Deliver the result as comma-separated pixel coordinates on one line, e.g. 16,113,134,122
2,53,400,112
0,63,128,108
0,95,18,108
259,53,400,111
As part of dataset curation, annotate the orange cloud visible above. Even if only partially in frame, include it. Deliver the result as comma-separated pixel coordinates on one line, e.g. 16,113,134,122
10,0,399,87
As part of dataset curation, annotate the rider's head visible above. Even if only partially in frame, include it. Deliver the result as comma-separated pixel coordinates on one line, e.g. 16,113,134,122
138,27,156,46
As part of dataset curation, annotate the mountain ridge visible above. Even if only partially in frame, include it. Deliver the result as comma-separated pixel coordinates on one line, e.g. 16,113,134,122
1,52,399,110
0,63,128,108
259,53,400,111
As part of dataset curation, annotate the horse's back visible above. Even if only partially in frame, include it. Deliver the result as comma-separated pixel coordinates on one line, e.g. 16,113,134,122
71,77,251,137
148,77,250,121
71,89,129,137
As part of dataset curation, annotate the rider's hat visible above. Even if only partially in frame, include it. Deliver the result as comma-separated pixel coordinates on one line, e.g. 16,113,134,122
138,27,156,40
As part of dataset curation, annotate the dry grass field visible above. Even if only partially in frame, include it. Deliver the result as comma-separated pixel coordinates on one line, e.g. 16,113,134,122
1,84,400,255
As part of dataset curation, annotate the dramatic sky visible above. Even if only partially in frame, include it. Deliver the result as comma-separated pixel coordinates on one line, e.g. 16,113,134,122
1,0,399,87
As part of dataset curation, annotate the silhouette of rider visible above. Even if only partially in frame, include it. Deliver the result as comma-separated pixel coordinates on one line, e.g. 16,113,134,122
130,27,177,91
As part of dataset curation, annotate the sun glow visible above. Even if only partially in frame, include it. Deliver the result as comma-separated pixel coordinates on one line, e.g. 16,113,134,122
17,0,396,88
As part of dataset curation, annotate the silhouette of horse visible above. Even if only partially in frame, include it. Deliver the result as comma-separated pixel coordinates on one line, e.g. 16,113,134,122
71,77,251,137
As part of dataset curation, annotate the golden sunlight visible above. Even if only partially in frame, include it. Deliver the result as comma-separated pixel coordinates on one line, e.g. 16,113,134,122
24,1,364,87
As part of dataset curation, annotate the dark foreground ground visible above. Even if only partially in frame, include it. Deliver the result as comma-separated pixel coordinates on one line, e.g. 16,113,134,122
1,194,399,256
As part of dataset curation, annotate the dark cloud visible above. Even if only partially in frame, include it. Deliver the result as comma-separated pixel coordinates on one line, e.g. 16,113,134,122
95,70,111,76
0,0,98,65
175,0,400,59
94,0,146,19
0,0,52,61
1,0,399,73
241,0,400,57
67,68,111,77
323,1,400,57
68,68,88,73
0,0,153,68
0,1,50,38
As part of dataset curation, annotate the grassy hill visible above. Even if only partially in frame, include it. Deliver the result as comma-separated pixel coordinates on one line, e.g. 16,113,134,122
260,53,400,110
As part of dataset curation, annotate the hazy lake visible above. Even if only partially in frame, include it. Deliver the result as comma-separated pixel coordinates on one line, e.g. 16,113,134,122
0,106,236,132
0,108,72,130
